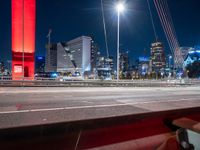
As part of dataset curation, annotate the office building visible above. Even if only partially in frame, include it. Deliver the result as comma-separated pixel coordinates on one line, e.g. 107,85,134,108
137,57,150,76
91,41,99,71
120,52,129,72
35,56,45,73
45,43,57,72
96,55,113,80
0,62,5,74
45,36,92,78
150,41,166,72
183,49,200,68
119,52,130,79
166,55,173,69
179,47,194,61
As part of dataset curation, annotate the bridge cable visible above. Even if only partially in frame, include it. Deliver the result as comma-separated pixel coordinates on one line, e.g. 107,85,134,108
101,0,110,57
147,0,158,41
153,0,175,56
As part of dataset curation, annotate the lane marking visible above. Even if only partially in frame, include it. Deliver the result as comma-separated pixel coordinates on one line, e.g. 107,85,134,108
1,87,199,94
0,98,199,115
0,104,128,114
117,98,200,105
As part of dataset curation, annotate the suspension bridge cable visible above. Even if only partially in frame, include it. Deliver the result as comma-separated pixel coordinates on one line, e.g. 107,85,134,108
163,0,180,47
101,0,109,57
154,0,175,56
147,0,158,41
155,0,177,55
154,0,184,68
160,0,179,49
159,0,183,67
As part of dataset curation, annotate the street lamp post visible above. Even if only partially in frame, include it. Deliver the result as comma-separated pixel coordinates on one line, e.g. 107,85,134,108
116,3,124,81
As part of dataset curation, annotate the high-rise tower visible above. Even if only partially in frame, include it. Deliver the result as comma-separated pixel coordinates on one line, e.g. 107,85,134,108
12,0,36,80
151,41,166,72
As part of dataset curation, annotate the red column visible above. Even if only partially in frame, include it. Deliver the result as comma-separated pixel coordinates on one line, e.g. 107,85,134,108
12,0,36,80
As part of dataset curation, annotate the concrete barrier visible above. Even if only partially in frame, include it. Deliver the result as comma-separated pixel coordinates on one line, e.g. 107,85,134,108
0,79,195,87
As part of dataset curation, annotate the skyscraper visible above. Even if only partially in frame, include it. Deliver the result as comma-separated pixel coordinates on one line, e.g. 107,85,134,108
91,41,99,71
150,41,166,72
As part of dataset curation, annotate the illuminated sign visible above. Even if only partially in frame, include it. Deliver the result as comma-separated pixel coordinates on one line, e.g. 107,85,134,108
14,65,22,73
37,56,44,60
139,57,149,62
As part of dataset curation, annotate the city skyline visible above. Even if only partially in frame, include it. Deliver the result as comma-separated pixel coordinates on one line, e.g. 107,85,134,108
0,0,200,65
1,2,200,148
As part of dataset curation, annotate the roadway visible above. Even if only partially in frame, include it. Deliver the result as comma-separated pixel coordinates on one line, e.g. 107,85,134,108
0,86,200,129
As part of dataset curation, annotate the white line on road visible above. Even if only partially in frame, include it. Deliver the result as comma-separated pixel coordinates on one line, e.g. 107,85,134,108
0,98,199,115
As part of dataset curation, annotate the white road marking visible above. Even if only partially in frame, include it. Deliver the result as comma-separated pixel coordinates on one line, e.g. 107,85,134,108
0,98,199,114
1,86,198,94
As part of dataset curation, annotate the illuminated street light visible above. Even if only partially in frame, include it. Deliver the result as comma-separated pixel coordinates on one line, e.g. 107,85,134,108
116,2,125,81
116,3,125,13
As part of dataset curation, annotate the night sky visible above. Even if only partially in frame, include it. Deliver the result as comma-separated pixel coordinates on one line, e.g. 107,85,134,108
1,0,200,66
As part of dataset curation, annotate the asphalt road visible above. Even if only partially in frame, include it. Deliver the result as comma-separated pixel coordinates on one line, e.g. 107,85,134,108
0,86,200,129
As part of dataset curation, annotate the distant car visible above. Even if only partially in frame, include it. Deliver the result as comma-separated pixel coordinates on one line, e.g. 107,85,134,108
60,76,72,81
104,77,112,81
59,76,83,81
73,71,81,77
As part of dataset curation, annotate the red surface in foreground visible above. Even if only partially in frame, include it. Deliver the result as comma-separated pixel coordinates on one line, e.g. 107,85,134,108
1,112,200,150
12,0,35,80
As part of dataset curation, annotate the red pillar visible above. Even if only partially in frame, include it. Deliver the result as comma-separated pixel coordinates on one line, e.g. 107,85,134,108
12,0,36,80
